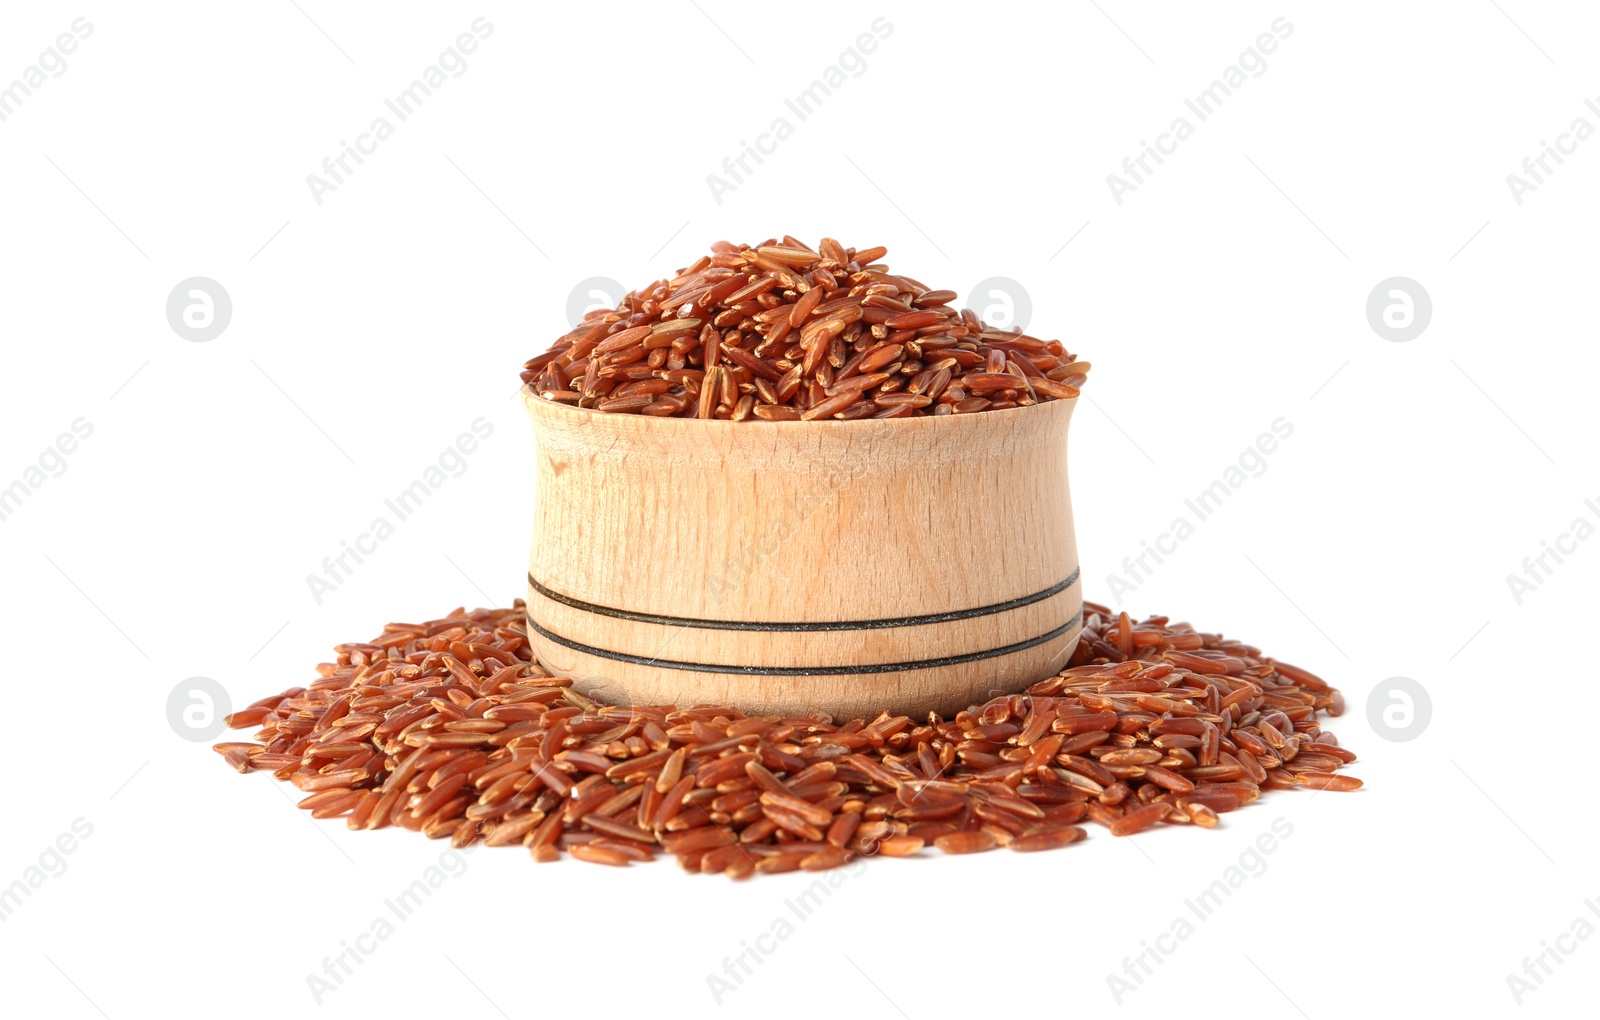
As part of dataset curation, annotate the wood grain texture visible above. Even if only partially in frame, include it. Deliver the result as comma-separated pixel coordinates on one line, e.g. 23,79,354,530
522,386,1081,718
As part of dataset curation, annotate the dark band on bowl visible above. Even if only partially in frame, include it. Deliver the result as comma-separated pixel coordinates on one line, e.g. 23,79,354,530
526,567,1079,633
522,609,1083,677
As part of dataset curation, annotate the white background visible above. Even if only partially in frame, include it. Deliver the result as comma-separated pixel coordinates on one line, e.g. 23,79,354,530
2,2,1595,1016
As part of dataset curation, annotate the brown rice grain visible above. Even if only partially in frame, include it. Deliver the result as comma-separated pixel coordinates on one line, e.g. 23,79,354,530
219,599,1356,877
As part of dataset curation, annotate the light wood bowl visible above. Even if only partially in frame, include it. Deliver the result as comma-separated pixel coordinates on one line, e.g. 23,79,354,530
521,386,1082,719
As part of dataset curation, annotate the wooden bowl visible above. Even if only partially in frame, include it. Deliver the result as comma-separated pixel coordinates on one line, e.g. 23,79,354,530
521,386,1082,719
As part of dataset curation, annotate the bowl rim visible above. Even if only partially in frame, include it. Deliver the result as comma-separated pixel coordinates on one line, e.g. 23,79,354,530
519,382,1077,433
